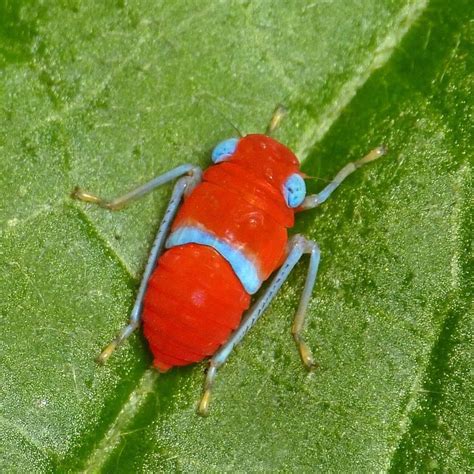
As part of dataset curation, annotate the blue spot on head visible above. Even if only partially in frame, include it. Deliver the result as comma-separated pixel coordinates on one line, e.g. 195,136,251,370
211,138,239,163
283,173,306,208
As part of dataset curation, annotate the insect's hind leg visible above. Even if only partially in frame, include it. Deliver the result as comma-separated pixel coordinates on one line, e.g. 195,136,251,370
97,168,202,364
198,234,319,415
72,164,198,210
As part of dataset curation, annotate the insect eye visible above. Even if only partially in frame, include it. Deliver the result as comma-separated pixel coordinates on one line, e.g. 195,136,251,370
211,138,239,163
283,173,306,208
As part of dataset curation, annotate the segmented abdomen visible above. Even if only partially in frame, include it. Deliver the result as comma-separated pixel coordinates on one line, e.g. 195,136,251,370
142,243,251,372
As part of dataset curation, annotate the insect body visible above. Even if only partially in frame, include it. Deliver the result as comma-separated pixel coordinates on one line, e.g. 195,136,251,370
143,135,304,373
72,109,385,415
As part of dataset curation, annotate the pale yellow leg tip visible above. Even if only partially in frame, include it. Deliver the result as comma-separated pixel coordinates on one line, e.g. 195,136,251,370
376,144,388,156
198,390,211,417
298,342,319,371
71,186,103,205
96,341,117,365
70,186,83,200
356,145,388,167
266,104,288,135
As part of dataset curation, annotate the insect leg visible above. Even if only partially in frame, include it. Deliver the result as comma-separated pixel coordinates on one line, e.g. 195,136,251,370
301,146,387,209
72,164,199,210
96,169,202,364
265,104,287,135
292,239,320,370
198,234,316,416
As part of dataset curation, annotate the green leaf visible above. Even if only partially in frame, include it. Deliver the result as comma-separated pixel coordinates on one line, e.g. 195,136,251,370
1,0,471,472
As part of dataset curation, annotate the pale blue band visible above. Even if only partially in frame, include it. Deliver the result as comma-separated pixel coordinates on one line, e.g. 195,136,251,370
165,226,261,294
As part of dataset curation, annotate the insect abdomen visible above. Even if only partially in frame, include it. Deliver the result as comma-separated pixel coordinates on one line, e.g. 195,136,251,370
142,244,251,372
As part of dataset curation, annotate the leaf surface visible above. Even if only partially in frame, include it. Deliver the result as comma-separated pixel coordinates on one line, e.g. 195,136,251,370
0,0,471,472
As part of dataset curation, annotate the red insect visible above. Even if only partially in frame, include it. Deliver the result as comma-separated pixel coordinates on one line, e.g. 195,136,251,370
73,107,385,414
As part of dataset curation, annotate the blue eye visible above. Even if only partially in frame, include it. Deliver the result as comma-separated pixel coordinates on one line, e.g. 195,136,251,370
211,138,239,163
283,173,306,208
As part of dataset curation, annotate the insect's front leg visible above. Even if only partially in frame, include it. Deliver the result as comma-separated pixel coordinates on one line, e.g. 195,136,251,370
301,146,386,209
72,164,200,210
198,234,320,416
93,168,202,364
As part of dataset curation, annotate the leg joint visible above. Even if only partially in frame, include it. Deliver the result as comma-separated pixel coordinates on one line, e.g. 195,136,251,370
182,166,202,196
289,234,320,254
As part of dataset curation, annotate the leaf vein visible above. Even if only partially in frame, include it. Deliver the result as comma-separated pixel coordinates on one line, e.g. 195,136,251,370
295,0,428,160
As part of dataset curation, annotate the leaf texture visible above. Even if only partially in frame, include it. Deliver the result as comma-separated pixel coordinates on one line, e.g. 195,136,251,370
0,0,471,472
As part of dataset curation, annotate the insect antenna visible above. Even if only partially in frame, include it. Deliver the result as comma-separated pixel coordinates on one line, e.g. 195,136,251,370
302,173,333,184
205,102,244,137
